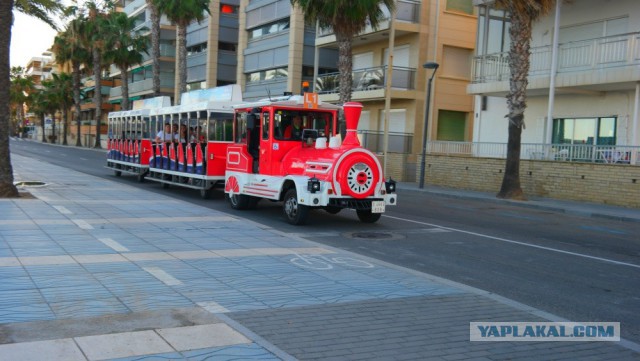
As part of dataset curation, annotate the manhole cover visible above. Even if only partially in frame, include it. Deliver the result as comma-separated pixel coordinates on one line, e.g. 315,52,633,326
14,181,47,187
345,232,405,240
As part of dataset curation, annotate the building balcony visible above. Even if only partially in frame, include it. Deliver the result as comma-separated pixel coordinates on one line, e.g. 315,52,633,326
316,65,417,101
315,0,421,47
109,75,175,99
427,141,640,165
123,0,146,16
469,32,640,95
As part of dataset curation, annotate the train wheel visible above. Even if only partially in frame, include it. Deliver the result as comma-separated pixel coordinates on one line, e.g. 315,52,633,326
162,182,170,189
247,196,260,210
200,187,213,199
283,189,309,225
325,206,341,214
226,193,250,210
114,165,121,177
137,172,146,183
356,209,381,223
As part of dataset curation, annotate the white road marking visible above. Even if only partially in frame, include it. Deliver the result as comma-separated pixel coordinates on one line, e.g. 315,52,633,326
382,215,640,269
53,205,72,215
71,219,93,230
143,267,182,286
98,238,130,252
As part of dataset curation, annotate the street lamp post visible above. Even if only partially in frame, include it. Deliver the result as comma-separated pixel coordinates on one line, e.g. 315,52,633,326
419,62,439,189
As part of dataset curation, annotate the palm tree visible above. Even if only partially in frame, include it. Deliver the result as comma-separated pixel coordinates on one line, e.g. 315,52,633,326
52,18,91,147
145,0,161,96
9,66,35,133
50,73,74,145
29,89,50,143
154,0,210,102
0,0,63,197
494,0,556,200
290,0,394,104
84,1,113,148
104,11,149,111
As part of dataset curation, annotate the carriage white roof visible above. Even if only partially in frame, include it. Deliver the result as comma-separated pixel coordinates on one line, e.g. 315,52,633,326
232,95,341,111
153,84,242,117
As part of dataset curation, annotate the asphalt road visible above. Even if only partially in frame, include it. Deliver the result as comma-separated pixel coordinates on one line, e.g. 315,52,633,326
10,139,640,344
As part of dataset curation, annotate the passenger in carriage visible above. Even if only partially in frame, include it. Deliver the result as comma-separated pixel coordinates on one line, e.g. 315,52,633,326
155,123,173,143
179,124,188,143
284,115,304,140
172,123,179,143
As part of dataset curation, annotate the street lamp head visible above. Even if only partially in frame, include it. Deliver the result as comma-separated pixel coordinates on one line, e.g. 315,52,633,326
423,62,439,70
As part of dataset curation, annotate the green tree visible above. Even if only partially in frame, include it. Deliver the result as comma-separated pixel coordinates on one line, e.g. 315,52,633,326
29,89,52,143
290,0,394,104
145,0,161,96
104,11,149,111
0,0,63,197
39,78,61,143
154,0,210,102
83,1,113,148
52,18,92,147
50,73,74,145
494,0,556,200
9,66,35,133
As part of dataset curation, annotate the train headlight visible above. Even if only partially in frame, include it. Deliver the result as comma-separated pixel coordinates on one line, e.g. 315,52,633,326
307,177,321,193
385,178,396,194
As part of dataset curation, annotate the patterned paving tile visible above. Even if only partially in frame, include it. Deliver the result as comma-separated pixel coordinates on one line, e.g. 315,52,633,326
0,289,45,308
0,302,56,324
39,284,114,303
49,297,130,319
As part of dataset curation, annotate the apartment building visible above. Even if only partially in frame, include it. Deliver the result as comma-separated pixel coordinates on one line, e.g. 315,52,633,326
24,52,55,87
236,0,339,101
107,0,178,107
315,0,477,181
469,0,640,163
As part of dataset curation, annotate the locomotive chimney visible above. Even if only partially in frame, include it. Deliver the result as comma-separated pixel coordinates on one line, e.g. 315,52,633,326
342,102,362,147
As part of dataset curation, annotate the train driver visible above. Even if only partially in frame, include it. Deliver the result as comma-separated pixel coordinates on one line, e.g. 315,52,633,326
284,115,304,139
155,123,173,143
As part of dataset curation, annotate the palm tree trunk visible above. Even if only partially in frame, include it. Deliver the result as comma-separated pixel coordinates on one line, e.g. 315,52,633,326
147,0,161,96
40,113,47,143
121,68,130,111
336,33,353,104
73,62,82,146
93,48,102,148
0,0,19,197
62,105,68,145
177,23,187,103
497,7,530,200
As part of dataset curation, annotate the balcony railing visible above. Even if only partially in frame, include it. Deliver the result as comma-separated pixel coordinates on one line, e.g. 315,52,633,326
317,0,420,37
316,65,416,94
109,74,175,98
472,32,640,83
427,141,640,165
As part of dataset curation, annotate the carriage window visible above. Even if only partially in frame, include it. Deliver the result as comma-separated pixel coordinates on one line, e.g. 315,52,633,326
210,112,234,141
235,112,249,144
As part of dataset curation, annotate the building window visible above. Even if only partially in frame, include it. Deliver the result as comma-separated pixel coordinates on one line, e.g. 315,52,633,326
220,4,238,14
446,0,474,15
218,41,237,52
186,81,207,91
187,43,207,56
437,110,467,141
248,19,290,40
552,117,617,145
442,46,472,79
477,6,510,55
246,67,288,83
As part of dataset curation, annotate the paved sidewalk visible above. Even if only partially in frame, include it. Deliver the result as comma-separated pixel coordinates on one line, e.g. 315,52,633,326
0,154,638,360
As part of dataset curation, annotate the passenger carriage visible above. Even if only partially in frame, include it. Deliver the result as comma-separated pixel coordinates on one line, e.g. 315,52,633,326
224,94,397,225
106,97,171,182
144,85,242,198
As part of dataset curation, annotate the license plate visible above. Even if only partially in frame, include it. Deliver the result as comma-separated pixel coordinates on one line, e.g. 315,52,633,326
371,201,385,213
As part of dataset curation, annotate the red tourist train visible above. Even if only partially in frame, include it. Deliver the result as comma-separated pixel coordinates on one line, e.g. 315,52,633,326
106,85,397,224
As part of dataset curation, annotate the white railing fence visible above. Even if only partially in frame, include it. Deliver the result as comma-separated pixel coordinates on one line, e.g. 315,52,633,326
427,141,640,165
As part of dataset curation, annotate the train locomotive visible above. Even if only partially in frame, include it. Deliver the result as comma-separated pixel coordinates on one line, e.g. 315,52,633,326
106,85,397,225
224,95,397,225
